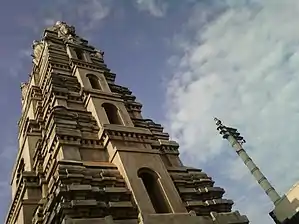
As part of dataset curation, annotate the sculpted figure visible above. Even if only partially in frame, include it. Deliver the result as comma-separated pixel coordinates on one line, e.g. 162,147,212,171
95,50,104,59
56,21,80,43
32,40,43,65
20,82,29,101
56,21,75,36
54,21,88,45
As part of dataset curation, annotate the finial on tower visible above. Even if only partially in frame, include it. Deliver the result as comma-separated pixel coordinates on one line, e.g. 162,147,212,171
214,117,246,144
214,117,222,126
45,21,88,46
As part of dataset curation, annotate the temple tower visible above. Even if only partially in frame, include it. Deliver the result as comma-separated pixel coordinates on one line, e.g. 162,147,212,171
5,22,249,224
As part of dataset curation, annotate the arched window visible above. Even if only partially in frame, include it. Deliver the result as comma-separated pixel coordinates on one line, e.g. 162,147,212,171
102,103,123,125
138,168,171,213
87,74,101,90
74,48,84,60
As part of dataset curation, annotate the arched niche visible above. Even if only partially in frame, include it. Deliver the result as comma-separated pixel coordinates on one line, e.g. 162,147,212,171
138,168,171,214
74,48,84,60
102,103,123,125
87,74,101,90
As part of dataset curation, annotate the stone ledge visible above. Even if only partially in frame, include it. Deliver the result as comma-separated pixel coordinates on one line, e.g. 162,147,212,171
63,216,114,224
103,124,152,135
211,211,249,224
63,216,138,224
139,213,213,224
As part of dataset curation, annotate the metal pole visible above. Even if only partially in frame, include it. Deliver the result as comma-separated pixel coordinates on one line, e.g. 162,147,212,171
214,118,281,205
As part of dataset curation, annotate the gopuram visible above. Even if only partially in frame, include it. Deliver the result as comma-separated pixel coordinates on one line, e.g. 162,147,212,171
5,22,249,224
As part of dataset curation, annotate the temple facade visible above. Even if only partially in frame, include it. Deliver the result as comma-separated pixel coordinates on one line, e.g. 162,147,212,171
5,21,249,224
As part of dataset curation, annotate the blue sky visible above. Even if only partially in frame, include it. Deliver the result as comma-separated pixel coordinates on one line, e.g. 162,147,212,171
1,0,299,223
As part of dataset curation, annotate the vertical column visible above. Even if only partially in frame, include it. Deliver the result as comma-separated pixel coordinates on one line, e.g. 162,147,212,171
215,118,281,205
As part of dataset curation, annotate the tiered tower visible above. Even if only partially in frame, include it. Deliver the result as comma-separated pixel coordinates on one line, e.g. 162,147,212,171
5,22,249,224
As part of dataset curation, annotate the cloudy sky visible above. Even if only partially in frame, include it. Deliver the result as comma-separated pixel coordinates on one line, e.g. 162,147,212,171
0,0,298,223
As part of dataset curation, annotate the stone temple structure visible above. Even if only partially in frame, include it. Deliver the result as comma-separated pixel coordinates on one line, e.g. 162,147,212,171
5,22,249,224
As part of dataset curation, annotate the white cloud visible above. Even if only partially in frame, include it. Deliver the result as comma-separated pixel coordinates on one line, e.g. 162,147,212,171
76,0,110,30
43,18,58,27
135,0,167,17
18,0,111,34
0,145,17,223
8,49,32,78
166,0,299,223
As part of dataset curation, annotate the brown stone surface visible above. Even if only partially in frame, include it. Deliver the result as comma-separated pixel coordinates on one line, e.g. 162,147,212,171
5,21,249,224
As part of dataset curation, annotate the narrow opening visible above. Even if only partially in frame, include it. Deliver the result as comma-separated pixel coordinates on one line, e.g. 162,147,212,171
138,169,171,213
74,48,84,60
87,74,101,90
16,159,25,184
102,103,123,125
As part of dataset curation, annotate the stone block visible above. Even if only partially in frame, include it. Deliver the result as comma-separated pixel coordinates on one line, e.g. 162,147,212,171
71,199,97,206
68,184,92,191
108,201,133,208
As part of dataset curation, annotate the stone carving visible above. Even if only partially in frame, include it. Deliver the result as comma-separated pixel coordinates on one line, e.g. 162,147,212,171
20,82,29,101
90,49,104,60
56,21,76,36
55,21,87,46
32,40,43,65
95,49,104,59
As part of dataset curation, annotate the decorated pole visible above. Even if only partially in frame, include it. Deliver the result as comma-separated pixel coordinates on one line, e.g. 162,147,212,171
214,118,281,205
